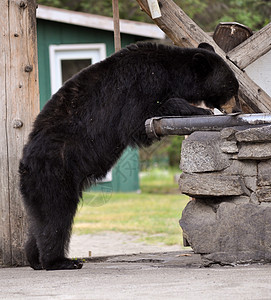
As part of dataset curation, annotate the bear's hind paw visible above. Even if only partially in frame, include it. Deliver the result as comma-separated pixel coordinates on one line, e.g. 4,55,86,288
45,258,83,271
30,263,43,270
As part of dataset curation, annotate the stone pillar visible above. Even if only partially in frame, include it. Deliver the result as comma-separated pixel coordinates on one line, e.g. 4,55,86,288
179,125,271,265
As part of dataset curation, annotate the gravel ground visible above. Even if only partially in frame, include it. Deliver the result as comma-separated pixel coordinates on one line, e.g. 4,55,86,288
69,232,182,258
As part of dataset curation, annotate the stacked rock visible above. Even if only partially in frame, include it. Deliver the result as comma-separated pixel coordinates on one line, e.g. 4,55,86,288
179,125,271,265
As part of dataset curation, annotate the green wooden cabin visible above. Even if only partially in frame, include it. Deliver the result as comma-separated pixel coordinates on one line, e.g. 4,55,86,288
36,5,165,192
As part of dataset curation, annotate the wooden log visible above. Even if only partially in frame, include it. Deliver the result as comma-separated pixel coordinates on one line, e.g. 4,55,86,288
227,23,271,70
136,0,271,113
0,0,39,266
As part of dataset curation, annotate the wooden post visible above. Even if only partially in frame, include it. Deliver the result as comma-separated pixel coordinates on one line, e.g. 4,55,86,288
0,0,40,266
136,0,271,113
112,0,121,52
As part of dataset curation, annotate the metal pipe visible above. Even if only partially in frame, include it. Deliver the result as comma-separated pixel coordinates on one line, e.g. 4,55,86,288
145,113,271,139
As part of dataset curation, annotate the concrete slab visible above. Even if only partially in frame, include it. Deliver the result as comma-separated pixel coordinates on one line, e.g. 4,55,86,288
0,251,271,299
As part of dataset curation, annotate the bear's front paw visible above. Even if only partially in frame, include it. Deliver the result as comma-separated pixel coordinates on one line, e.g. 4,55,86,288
205,109,213,115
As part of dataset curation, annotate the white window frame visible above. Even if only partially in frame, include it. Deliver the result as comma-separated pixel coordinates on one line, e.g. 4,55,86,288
49,43,106,95
49,43,112,183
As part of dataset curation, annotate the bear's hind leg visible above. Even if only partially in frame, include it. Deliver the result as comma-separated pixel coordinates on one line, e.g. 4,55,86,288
38,220,83,270
37,195,83,271
25,233,42,270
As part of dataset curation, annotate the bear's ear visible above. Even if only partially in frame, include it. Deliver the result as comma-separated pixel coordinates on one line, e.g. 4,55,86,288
198,43,215,53
192,53,213,76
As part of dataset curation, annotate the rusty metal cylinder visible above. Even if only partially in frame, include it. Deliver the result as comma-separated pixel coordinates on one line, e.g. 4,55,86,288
145,114,271,139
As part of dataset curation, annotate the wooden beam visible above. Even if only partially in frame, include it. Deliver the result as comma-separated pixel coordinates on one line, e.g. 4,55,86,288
0,0,40,266
37,5,166,39
227,23,271,70
136,0,271,113
112,0,121,52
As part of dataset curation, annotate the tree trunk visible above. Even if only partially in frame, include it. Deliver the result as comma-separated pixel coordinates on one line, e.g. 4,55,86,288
0,0,39,267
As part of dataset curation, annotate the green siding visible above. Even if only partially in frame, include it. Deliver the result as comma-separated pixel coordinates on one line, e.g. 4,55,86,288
37,19,146,108
91,147,140,193
37,19,144,192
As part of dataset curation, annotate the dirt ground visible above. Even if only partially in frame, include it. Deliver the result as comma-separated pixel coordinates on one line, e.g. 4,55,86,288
69,232,182,258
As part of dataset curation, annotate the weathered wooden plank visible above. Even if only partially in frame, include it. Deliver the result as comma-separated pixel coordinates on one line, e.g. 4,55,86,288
136,0,271,113
227,23,271,70
0,0,12,267
0,0,39,267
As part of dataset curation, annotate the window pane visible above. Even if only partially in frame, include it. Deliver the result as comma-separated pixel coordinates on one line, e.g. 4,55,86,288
61,59,91,83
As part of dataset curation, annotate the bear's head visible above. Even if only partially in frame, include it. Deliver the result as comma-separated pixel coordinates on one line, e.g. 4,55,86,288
192,43,240,114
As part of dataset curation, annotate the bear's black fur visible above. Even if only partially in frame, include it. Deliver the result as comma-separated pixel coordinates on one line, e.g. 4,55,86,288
19,42,239,270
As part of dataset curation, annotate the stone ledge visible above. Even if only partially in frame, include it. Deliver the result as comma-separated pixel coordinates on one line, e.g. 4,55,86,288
223,160,257,177
235,125,271,142
179,129,271,265
255,187,271,202
179,173,245,197
220,127,239,141
258,160,271,186
180,200,271,264
220,140,239,153
180,131,230,173
238,143,271,160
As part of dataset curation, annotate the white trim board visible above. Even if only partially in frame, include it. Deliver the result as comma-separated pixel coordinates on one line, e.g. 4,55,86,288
37,5,166,40
49,43,106,95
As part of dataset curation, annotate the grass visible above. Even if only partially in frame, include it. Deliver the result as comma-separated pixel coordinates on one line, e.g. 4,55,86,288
140,167,181,194
73,167,189,246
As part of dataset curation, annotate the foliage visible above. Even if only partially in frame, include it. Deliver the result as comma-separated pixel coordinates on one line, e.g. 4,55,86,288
140,136,184,170
167,136,185,167
208,0,271,31
140,138,169,170
37,0,271,31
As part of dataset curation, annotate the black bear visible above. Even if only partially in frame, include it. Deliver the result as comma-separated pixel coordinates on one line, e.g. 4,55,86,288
19,42,239,270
